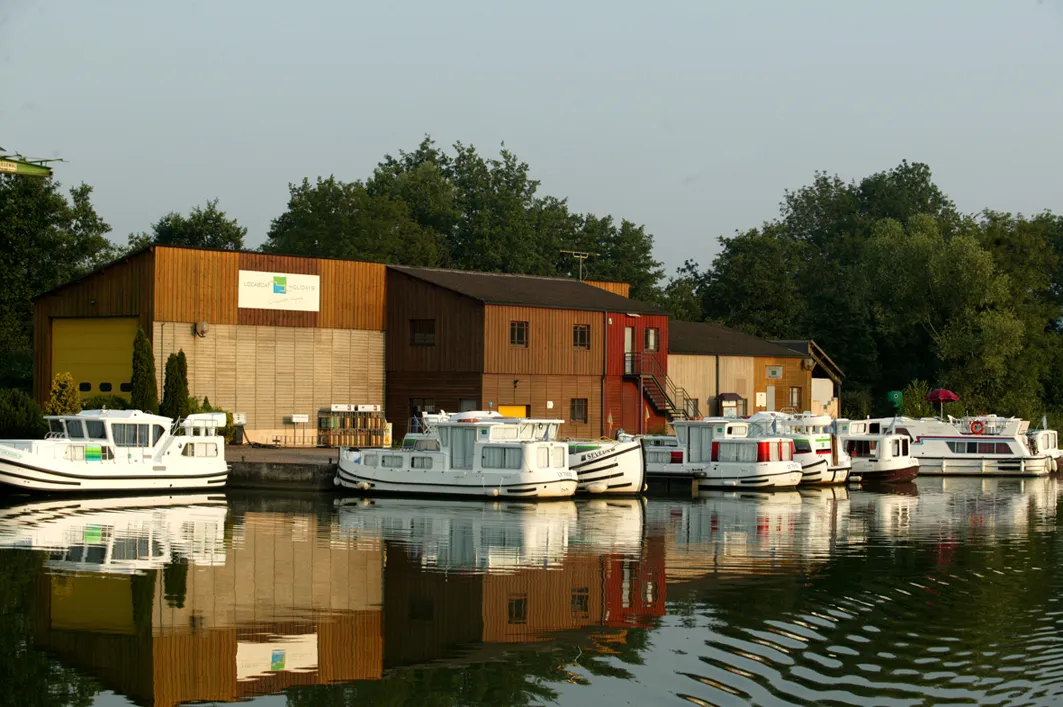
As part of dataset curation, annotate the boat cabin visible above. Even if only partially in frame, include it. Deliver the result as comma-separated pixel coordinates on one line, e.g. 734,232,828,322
673,418,794,466
35,410,227,461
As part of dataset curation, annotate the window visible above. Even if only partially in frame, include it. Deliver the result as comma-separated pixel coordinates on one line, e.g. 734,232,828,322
573,324,590,350
794,439,812,454
571,588,590,616
508,594,528,624
789,387,802,410
99,382,112,392
380,455,404,468
120,382,132,393
715,442,757,463
996,442,1011,454
482,446,523,469
66,420,85,439
85,421,106,439
152,425,165,446
363,453,378,466
182,443,195,456
64,446,85,461
537,447,549,468
410,319,436,346
892,439,901,457
410,398,435,418
459,398,478,412
978,442,997,455
78,382,91,392
411,456,433,469
450,427,475,470
644,327,660,352
570,398,588,424
846,440,878,458
510,321,529,347
552,447,565,468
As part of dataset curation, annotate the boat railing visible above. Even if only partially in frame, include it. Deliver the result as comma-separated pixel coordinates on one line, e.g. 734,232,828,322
44,431,67,440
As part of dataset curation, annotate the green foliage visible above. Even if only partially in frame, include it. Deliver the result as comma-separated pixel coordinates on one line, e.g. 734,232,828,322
901,380,936,418
130,328,159,414
0,388,47,439
159,353,189,420
81,394,128,411
175,350,191,419
189,395,235,443
129,198,246,251
44,372,81,415
0,176,113,392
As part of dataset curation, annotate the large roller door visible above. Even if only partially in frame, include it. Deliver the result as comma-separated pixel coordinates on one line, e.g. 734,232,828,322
52,318,139,399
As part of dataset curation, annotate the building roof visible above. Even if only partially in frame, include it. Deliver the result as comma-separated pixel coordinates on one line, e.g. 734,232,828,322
668,320,805,358
390,266,667,315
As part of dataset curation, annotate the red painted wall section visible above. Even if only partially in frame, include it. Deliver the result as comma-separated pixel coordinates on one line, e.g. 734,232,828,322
605,313,669,377
603,377,669,436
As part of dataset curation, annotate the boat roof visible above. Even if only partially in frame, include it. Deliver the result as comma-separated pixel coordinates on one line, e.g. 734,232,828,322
46,409,172,425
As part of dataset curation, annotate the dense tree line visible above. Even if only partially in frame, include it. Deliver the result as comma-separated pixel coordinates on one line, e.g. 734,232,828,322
3,143,1061,421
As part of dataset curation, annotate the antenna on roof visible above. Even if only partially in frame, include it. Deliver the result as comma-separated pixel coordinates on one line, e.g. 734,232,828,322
560,250,599,281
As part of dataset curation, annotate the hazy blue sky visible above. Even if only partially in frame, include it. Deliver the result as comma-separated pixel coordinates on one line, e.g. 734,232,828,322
4,0,1062,274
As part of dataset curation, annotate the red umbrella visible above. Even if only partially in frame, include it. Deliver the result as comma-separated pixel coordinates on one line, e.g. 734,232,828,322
925,388,959,417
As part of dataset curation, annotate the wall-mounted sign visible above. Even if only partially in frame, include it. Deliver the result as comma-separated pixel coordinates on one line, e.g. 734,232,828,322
238,270,320,312
289,414,309,424
233,413,247,426
766,365,783,380
755,392,767,407
329,404,381,412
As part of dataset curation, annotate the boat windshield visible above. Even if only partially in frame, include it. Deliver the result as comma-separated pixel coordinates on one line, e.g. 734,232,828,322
48,419,65,436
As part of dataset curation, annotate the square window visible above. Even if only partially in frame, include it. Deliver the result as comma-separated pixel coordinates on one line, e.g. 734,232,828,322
508,594,528,624
570,398,588,424
573,324,590,350
571,587,590,616
410,319,436,346
789,387,802,410
644,327,660,352
510,321,529,347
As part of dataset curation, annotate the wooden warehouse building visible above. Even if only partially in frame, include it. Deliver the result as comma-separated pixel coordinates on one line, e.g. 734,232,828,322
33,245,387,445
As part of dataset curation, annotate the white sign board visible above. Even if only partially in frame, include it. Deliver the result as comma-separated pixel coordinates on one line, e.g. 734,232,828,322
290,414,309,424
330,404,381,412
755,392,767,407
233,413,247,426
238,270,320,312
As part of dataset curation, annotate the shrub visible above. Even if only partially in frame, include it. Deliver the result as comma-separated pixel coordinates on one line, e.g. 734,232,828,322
44,372,81,415
82,394,129,411
901,379,937,418
130,328,159,414
0,389,47,439
189,396,236,444
175,350,191,419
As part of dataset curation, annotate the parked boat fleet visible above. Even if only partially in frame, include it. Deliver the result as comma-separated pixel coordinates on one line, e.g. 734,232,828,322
0,406,1058,498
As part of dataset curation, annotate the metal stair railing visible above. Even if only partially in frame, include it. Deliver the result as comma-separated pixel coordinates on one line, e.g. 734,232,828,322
624,353,700,420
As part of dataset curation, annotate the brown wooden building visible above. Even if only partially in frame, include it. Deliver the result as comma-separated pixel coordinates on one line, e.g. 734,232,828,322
33,245,386,444
386,266,682,440
667,320,843,418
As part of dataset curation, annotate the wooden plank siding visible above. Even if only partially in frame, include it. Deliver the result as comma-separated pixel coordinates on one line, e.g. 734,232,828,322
33,249,155,402
753,356,812,413
667,354,718,418
604,313,669,377
385,269,484,373
584,280,630,298
386,371,483,440
483,305,605,377
482,373,602,439
153,247,239,324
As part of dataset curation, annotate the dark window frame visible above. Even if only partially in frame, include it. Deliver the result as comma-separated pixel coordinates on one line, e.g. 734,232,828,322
510,321,529,348
644,327,660,352
573,324,591,350
410,318,436,347
570,398,589,424
789,386,802,410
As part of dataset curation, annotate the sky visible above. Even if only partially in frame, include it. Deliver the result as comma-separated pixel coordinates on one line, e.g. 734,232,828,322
4,0,1063,275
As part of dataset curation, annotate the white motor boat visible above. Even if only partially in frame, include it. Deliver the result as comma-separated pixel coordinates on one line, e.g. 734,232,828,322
641,434,685,479
567,439,646,494
868,415,1050,477
837,419,919,484
1026,424,1061,472
669,418,803,489
335,411,577,498
747,412,851,485
0,410,230,493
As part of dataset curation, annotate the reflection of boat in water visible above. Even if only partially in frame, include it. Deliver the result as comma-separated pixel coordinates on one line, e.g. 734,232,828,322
334,496,577,572
571,497,646,555
0,493,229,573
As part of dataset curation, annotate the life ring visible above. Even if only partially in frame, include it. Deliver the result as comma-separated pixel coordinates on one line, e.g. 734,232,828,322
970,420,985,435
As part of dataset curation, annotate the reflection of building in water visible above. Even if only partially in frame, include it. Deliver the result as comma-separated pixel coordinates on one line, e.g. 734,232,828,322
22,504,384,707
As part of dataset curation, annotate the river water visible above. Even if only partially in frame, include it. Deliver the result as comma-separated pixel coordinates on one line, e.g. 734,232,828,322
0,478,1060,706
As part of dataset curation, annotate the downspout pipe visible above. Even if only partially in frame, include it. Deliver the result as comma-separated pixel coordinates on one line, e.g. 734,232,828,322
601,310,608,438
715,354,721,416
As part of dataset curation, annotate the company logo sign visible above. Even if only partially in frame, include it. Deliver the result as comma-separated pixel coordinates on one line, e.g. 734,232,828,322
238,270,320,312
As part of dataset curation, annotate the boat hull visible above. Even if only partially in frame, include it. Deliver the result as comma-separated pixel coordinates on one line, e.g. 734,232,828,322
0,457,230,494
568,440,645,495
850,464,919,485
798,458,851,485
335,463,577,499
914,456,1050,477
696,467,804,490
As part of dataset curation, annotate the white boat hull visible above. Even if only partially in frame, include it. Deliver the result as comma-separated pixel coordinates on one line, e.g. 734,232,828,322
335,461,577,499
568,440,645,494
798,457,851,485
914,456,1050,477
695,462,803,490
0,456,229,493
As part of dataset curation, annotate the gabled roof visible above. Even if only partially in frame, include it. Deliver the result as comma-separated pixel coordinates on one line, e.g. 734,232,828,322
390,266,667,315
668,320,805,358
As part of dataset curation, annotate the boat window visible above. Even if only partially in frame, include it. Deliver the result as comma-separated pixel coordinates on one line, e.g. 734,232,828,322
85,420,107,439
48,420,65,435
781,441,793,461
101,446,114,461
439,428,450,447
537,447,549,468
996,442,1011,454
978,442,999,455
450,428,475,470
768,442,781,462
676,427,688,445
647,450,671,464
492,427,519,441
482,446,522,470
794,439,812,454
380,455,404,469
901,438,909,456
846,440,877,458
717,442,756,463
869,423,881,434
66,419,85,439
552,446,565,468
689,427,714,464
363,453,378,466
411,456,433,469
152,425,166,446
64,446,85,461
197,443,218,457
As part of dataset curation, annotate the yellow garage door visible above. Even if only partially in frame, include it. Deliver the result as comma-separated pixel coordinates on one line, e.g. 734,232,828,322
498,405,529,418
52,318,139,399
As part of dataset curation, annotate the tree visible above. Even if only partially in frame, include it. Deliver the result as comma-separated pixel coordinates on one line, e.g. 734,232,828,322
0,176,113,391
159,353,187,420
82,394,128,411
901,380,937,418
263,176,439,265
175,350,191,419
44,372,81,415
133,198,246,251
130,329,159,414
0,389,47,439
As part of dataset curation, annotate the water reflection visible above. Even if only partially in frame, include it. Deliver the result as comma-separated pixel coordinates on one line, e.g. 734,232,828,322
0,477,1058,706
